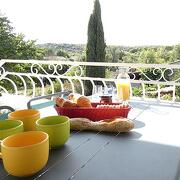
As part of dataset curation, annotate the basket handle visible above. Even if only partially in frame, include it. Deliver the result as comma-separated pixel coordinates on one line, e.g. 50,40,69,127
27,91,71,109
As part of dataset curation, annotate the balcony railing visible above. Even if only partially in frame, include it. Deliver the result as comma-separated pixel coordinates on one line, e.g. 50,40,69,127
0,59,180,103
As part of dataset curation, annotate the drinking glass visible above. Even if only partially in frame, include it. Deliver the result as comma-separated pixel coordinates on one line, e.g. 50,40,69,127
92,85,103,102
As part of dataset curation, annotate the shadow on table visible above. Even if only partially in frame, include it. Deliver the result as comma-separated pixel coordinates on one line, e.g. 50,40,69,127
68,139,180,180
4,132,180,180
100,130,142,140
133,119,146,129
118,131,142,139
0,163,8,180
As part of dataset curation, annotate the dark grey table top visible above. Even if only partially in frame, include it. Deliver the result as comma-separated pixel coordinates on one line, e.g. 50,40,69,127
1,100,180,180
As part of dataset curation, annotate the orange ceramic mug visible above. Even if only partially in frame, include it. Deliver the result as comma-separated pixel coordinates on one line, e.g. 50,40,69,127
0,131,49,177
8,109,40,131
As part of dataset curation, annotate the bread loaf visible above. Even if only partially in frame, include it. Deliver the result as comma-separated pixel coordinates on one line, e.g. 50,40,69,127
67,93,81,103
76,96,92,108
62,100,77,108
55,97,65,107
70,117,134,133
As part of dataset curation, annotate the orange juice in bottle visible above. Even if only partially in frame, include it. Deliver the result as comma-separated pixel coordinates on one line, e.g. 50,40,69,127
116,68,130,101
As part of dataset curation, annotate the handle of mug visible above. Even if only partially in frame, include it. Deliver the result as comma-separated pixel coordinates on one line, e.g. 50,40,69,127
0,140,2,159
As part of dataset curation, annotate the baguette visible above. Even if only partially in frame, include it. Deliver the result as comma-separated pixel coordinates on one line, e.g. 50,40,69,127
70,117,134,133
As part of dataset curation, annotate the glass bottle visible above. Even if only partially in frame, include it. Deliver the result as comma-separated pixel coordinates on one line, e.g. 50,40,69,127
116,67,130,103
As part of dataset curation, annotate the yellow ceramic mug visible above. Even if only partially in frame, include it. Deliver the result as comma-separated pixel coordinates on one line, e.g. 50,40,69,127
0,120,23,140
0,131,49,177
8,109,40,131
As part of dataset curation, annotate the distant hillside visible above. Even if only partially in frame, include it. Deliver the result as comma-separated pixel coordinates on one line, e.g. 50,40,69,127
37,43,85,54
38,43,168,54
37,43,178,64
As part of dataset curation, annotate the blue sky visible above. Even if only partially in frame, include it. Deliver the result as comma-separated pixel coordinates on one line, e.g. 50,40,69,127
1,0,180,46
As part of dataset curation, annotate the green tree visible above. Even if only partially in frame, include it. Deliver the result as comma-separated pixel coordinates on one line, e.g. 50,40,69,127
56,49,70,58
12,33,45,59
44,48,55,57
139,49,156,64
0,14,16,59
118,49,126,61
173,44,180,61
155,47,166,64
107,46,119,63
85,0,106,95
0,13,46,92
0,13,45,60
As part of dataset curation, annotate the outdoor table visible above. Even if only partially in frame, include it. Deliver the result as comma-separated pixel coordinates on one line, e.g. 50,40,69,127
0,100,180,180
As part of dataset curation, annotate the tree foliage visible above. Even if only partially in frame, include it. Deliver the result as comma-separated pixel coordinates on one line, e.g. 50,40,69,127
85,0,106,95
0,13,46,92
56,49,70,58
0,13,45,60
0,15,16,59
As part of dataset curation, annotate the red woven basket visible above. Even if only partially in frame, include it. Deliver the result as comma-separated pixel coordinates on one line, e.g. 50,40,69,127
54,103,131,121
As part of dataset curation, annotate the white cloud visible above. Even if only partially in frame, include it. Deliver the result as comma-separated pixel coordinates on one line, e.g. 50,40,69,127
1,0,180,46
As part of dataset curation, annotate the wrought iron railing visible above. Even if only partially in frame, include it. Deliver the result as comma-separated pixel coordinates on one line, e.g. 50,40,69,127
0,59,180,103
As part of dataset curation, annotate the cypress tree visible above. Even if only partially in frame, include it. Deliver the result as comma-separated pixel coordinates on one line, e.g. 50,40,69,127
85,0,106,95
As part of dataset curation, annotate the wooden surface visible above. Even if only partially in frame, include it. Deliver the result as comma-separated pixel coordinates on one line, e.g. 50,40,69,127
1,100,180,180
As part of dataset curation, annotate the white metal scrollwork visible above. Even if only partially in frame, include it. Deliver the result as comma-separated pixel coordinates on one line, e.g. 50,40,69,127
0,59,180,103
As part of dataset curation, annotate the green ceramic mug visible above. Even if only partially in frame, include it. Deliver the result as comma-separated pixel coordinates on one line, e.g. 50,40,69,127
36,116,70,148
0,120,24,140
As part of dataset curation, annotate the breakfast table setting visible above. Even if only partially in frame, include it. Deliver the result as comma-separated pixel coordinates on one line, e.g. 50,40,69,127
0,84,180,180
